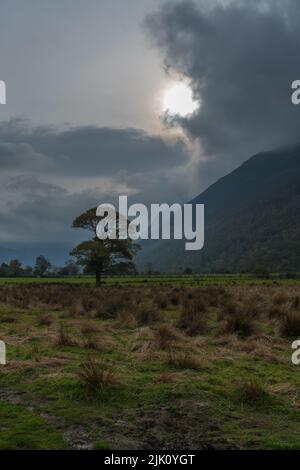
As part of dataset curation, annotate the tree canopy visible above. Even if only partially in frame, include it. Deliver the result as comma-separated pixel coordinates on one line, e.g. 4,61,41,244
70,207,139,286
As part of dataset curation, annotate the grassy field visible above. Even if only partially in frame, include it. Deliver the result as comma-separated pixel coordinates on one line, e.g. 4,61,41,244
0,282,300,450
0,273,299,287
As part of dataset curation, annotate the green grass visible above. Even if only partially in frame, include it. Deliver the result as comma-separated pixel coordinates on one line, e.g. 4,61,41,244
0,402,68,450
0,273,298,287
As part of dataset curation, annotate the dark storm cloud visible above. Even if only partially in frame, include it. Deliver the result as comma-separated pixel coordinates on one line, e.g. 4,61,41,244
0,174,129,243
145,0,300,167
0,119,189,176
0,142,46,169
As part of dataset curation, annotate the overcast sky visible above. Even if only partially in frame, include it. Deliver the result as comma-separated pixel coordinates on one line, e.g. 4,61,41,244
0,0,166,130
0,0,300,260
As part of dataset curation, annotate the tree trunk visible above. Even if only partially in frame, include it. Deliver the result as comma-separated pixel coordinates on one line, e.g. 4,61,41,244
95,271,101,287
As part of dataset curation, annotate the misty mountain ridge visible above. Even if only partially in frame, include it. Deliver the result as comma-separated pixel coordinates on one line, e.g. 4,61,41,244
137,145,300,273
1,145,299,273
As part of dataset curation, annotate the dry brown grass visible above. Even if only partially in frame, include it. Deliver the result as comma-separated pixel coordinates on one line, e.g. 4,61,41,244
168,350,207,371
80,321,100,335
279,311,300,337
223,309,256,338
81,335,115,352
37,313,54,326
30,342,42,362
154,324,179,350
178,299,207,336
292,296,300,310
154,293,168,310
115,308,138,329
236,378,267,403
55,324,77,347
273,292,289,305
268,306,285,320
78,356,116,389
0,314,17,323
135,302,162,326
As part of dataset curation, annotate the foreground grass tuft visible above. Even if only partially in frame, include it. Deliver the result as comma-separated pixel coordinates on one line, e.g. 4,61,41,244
78,356,117,390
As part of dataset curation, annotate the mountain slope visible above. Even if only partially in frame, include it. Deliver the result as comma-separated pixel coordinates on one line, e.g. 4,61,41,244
137,146,300,272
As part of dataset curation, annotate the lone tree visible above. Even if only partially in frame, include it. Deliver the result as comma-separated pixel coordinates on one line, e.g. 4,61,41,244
8,259,23,277
34,255,51,277
70,207,139,287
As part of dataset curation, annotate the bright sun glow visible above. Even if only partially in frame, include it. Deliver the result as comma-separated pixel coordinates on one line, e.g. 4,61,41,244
162,82,199,117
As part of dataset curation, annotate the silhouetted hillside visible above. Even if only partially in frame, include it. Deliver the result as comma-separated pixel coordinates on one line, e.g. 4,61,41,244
138,146,300,273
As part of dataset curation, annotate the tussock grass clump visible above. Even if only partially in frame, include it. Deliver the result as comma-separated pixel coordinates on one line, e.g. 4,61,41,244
242,303,261,320
292,296,300,310
55,324,76,347
223,299,238,316
68,300,85,317
273,292,288,305
268,306,285,320
37,313,54,326
168,351,206,371
169,288,181,306
30,342,42,362
236,379,267,403
78,356,116,389
0,314,17,323
80,321,99,335
178,299,207,336
81,335,115,352
224,314,255,338
222,302,256,338
95,297,121,319
154,294,168,310
154,324,179,350
82,337,100,350
279,311,300,337
135,302,162,325
116,309,137,329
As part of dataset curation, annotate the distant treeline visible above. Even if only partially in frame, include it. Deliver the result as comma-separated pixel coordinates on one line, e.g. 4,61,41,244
0,256,80,278
0,257,299,279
